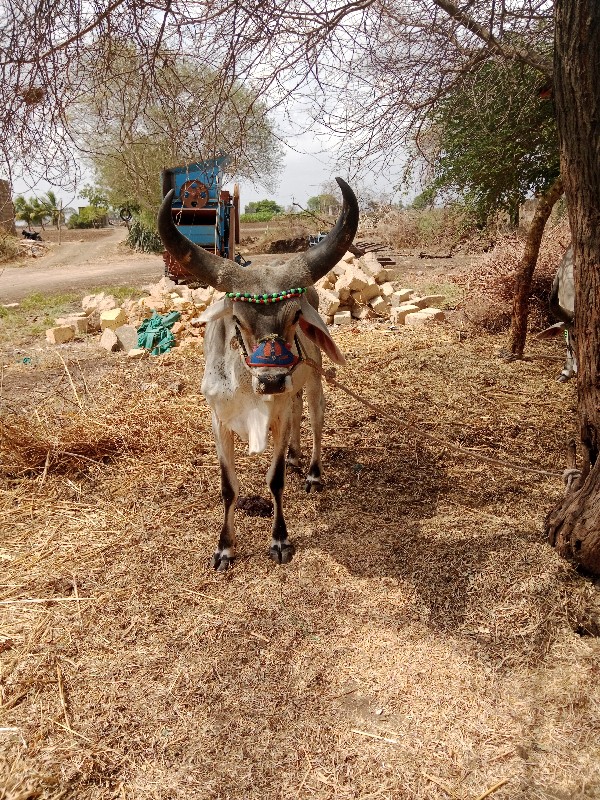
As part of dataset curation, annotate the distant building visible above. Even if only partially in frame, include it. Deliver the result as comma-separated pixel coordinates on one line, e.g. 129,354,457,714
0,180,16,235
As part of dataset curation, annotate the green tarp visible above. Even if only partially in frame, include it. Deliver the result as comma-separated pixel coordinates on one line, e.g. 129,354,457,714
137,311,181,356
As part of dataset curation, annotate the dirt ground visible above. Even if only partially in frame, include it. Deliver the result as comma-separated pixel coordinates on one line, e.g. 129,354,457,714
1,233,599,800
1,229,165,303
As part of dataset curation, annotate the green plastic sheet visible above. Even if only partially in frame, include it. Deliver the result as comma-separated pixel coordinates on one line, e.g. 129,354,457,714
137,311,181,356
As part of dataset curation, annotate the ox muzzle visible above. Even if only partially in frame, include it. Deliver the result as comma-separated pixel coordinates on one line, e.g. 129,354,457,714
242,333,302,396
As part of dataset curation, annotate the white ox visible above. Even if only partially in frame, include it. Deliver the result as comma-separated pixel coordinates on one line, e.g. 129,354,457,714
157,178,359,569
538,245,576,382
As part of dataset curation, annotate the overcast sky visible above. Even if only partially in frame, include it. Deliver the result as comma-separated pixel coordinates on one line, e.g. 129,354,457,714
10,129,407,211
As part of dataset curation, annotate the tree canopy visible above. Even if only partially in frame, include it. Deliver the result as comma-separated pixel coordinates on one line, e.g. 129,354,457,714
417,59,559,226
74,50,282,215
244,200,283,215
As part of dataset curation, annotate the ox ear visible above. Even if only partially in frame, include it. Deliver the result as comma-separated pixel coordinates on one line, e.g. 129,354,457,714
537,321,567,340
298,297,346,365
197,296,234,324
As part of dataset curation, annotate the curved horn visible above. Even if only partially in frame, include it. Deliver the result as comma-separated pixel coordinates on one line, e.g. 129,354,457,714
157,189,241,291
286,177,359,286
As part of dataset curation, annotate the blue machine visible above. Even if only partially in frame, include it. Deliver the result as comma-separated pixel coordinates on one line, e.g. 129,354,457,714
161,157,242,281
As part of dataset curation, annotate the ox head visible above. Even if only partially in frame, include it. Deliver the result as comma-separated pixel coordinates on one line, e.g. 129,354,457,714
157,177,359,395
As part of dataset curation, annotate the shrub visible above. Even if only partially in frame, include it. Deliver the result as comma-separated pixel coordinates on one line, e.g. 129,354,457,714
126,219,163,253
239,212,276,223
0,234,21,263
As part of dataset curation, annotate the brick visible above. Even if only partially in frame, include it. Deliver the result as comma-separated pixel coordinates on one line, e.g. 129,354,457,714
412,294,446,309
46,326,74,344
127,348,146,358
343,265,371,291
82,293,117,315
405,308,446,326
333,310,353,325
191,287,213,305
351,306,374,320
374,268,396,283
99,328,119,351
114,324,139,351
369,295,391,315
100,308,127,330
390,289,414,307
379,282,395,298
55,316,88,334
357,282,382,303
390,304,421,324
317,288,340,316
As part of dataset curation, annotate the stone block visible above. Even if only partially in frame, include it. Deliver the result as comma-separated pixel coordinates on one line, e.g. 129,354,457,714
46,326,74,345
333,310,353,326
127,348,146,358
114,324,139,351
317,288,340,316
374,268,396,283
357,282,382,303
405,308,446,326
379,282,395,298
351,306,374,320
343,265,371,291
82,293,117,315
369,295,391,315
191,287,213,305
55,316,88,334
390,304,421,324
390,289,414,307
412,294,446,309
99,328,119,351
100,308,127,331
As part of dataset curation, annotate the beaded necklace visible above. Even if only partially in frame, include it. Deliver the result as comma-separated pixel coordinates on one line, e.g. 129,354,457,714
226,287,306,304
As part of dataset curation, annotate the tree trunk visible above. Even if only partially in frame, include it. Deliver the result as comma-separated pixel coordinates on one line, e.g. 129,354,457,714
507,176,564,357
544,0,600,574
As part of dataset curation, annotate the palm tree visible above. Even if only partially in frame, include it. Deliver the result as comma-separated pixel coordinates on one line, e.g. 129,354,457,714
14,195,35,230
42,190,63,228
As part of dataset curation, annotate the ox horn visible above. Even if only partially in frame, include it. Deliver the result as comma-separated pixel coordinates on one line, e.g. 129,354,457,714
284,177,359,287
157,177,359,292
157,189,240,292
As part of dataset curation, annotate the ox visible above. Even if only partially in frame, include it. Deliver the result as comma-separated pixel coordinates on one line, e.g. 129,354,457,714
538,245,575,382
157,178,359,570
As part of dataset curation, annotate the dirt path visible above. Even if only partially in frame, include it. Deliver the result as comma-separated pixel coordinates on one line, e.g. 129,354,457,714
0,228,164,302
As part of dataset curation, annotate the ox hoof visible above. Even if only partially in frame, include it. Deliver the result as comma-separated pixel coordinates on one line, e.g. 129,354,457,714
212,552,234,571
269,542,295,564
305,478,324,493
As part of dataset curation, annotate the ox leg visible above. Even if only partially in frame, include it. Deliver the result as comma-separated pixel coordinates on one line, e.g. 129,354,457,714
304,375,325,493
286,389,303,470
211,415,239,571
558,331,577,383
268,414,295,564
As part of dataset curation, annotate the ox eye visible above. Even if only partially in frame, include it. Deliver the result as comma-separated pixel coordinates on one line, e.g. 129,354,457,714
292,309,301,324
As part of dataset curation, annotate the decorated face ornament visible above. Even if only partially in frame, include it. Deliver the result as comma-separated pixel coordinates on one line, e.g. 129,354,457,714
245,335,300,368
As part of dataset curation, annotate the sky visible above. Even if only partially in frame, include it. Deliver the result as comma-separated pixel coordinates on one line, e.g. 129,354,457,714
9,130,407,211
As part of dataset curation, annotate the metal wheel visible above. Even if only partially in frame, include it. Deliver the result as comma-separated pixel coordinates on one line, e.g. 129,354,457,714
180,179,209,208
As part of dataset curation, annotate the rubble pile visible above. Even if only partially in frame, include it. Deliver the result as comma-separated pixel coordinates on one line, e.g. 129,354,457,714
46,277,216,355
315,250,446,327
44,257,448,353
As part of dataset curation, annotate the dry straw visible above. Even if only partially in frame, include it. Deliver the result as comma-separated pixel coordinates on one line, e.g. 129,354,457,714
1,324,599,799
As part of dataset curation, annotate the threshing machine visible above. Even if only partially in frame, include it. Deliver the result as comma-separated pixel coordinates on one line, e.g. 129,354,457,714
161,156,242,283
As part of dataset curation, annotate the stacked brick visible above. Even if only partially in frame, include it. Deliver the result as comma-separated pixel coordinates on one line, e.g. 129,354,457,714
315,251,446,327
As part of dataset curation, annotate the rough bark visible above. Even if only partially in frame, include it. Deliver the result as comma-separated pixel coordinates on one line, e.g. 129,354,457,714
544,0,600,574
507,176,564,357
